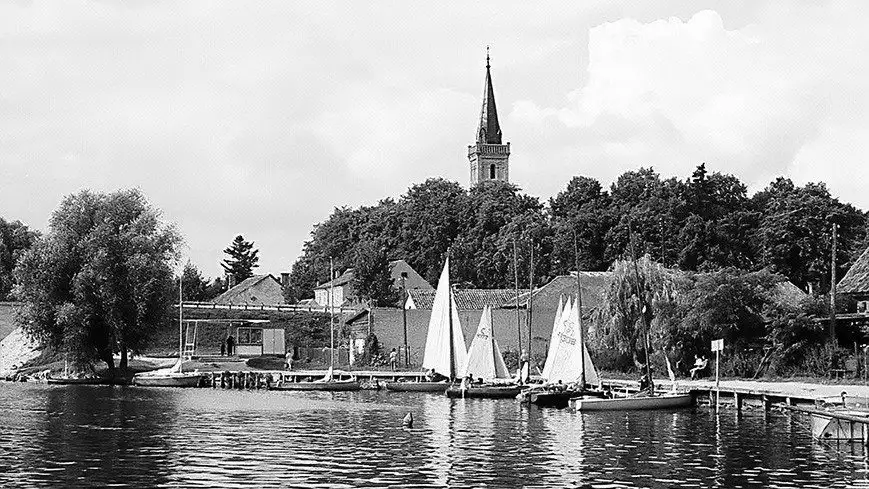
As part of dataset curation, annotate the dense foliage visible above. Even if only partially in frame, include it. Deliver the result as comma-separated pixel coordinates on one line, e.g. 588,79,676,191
0,218,39,300
14,189,180,377
288,165,867,304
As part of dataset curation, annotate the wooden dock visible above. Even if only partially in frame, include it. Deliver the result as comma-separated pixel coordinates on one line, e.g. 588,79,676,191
196,369,428,390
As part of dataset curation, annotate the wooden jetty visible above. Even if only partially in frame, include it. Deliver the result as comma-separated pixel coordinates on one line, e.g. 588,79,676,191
197,369,429,390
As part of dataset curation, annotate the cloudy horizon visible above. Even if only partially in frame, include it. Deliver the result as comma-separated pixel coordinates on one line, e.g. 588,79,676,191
2,1,867,279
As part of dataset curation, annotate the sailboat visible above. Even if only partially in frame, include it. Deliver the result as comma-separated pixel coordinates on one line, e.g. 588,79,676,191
275,258,361,391
133,274,203,387
521,295,604,408
445,306,522,399
386,256,467,393
570,231,692,411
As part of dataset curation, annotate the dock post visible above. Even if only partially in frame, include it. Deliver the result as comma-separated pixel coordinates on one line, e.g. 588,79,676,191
762,395,770,411
734,392,742,411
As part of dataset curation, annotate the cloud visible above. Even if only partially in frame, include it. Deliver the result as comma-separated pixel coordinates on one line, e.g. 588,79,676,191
509,6,869,201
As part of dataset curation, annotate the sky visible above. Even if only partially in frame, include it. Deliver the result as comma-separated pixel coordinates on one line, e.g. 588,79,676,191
2,1,868,278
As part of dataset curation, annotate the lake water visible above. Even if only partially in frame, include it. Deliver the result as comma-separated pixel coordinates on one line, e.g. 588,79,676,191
1,383,868,488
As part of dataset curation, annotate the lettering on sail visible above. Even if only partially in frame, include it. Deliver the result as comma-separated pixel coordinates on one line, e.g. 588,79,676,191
476,326,490,340
558,318,577,346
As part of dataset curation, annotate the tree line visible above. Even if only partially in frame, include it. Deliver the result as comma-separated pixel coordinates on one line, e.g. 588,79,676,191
288,163,867,305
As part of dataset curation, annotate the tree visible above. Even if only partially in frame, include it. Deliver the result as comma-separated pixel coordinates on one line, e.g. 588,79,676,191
14,189,180,378
221,235,259,283
175,262,210,302
0,218,39,300
351,240,400,306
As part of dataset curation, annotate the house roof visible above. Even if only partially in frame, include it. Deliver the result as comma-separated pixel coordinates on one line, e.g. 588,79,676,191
406,288,529,311
839,246,869,295
313,259,432,291
502,272,613,310
211,274,284,305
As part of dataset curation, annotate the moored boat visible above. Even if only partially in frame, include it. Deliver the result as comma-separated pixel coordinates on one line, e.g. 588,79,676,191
384,381,451,392
570,392,693,411
46,376,109,385
446,384,523,399
527,388,605,408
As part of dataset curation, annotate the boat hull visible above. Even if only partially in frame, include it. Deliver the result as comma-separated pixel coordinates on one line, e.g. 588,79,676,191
384,381,451,393
133,374,202,387
46,376,109,385
529,389,604,408
812,410,869,440
571,393,693,411
445,385,523,399
272,380,361,391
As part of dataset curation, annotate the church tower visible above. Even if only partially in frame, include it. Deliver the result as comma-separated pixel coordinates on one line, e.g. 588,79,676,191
468,49,510,186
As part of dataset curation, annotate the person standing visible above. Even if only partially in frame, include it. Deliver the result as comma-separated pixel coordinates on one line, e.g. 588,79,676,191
389,348,398,371
285,349,293,370
220,339,226,357
226,334,235,356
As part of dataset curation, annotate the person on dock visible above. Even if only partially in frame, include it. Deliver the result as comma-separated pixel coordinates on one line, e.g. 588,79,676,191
389,348,398,371
690,355,708,380
226,334,235,356
285,349,293,370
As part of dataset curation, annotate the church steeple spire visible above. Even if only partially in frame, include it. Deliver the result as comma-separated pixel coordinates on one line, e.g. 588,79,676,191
477,46,502,145
467,47,510,187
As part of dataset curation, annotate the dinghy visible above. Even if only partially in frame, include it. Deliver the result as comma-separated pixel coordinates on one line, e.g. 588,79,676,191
273,367,361,391
133,359,202,387
445,305,520,399
386,256,466,393
570,392,693,411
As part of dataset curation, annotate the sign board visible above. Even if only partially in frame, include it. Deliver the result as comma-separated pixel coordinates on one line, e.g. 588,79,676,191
711,339,724,352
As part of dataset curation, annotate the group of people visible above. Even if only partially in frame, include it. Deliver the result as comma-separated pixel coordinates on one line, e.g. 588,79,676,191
219,335,236,356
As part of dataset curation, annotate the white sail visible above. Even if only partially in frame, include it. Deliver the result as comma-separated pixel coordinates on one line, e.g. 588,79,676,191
421,257,468,378
541,295,566,380
462,306,511,380
546,297,600,385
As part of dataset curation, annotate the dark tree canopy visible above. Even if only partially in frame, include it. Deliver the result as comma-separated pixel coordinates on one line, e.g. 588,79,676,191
288,165,867,302
0,217,39,300
221,235,260,283
351,241,400,306
14,189,180,377
176,262,212,302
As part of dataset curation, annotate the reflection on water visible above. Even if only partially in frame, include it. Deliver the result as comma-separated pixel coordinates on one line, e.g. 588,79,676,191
1,383,869,488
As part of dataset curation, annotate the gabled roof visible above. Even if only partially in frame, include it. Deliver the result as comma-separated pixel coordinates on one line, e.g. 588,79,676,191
839,246,869,295
406,288,529,311
211,274,284,305
502,272,613,310
314,268,355,290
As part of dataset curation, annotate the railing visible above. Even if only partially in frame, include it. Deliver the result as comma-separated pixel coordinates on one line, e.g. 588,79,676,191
468,143,510,156
176,301,361,314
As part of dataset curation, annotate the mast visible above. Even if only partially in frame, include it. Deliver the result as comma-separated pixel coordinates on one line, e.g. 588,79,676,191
447,252,455,381
513,238,522,358
178,270,183,362
330,257,335,369
574,230,586,387
628,223,654,394
527,242,534,367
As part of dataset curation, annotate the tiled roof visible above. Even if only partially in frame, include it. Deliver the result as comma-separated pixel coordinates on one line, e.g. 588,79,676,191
839,247,869,295
211,275,284,305
502,272,613,310
406,288,529,311
313,259,432,291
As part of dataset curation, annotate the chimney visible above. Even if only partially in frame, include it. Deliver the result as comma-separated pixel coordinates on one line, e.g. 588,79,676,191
280,272,290,288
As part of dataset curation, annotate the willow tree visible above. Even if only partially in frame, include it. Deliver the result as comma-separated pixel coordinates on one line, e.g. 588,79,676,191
15,189,180,378
592,255,685,369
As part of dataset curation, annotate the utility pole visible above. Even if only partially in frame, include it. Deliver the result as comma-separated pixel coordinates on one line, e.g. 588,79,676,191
831,223,838,345
401,272,409,367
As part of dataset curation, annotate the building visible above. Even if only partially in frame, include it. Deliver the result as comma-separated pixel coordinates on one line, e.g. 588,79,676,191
838,246,869,312
468,50,510,186
211,274,286,306
312,259,431,307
